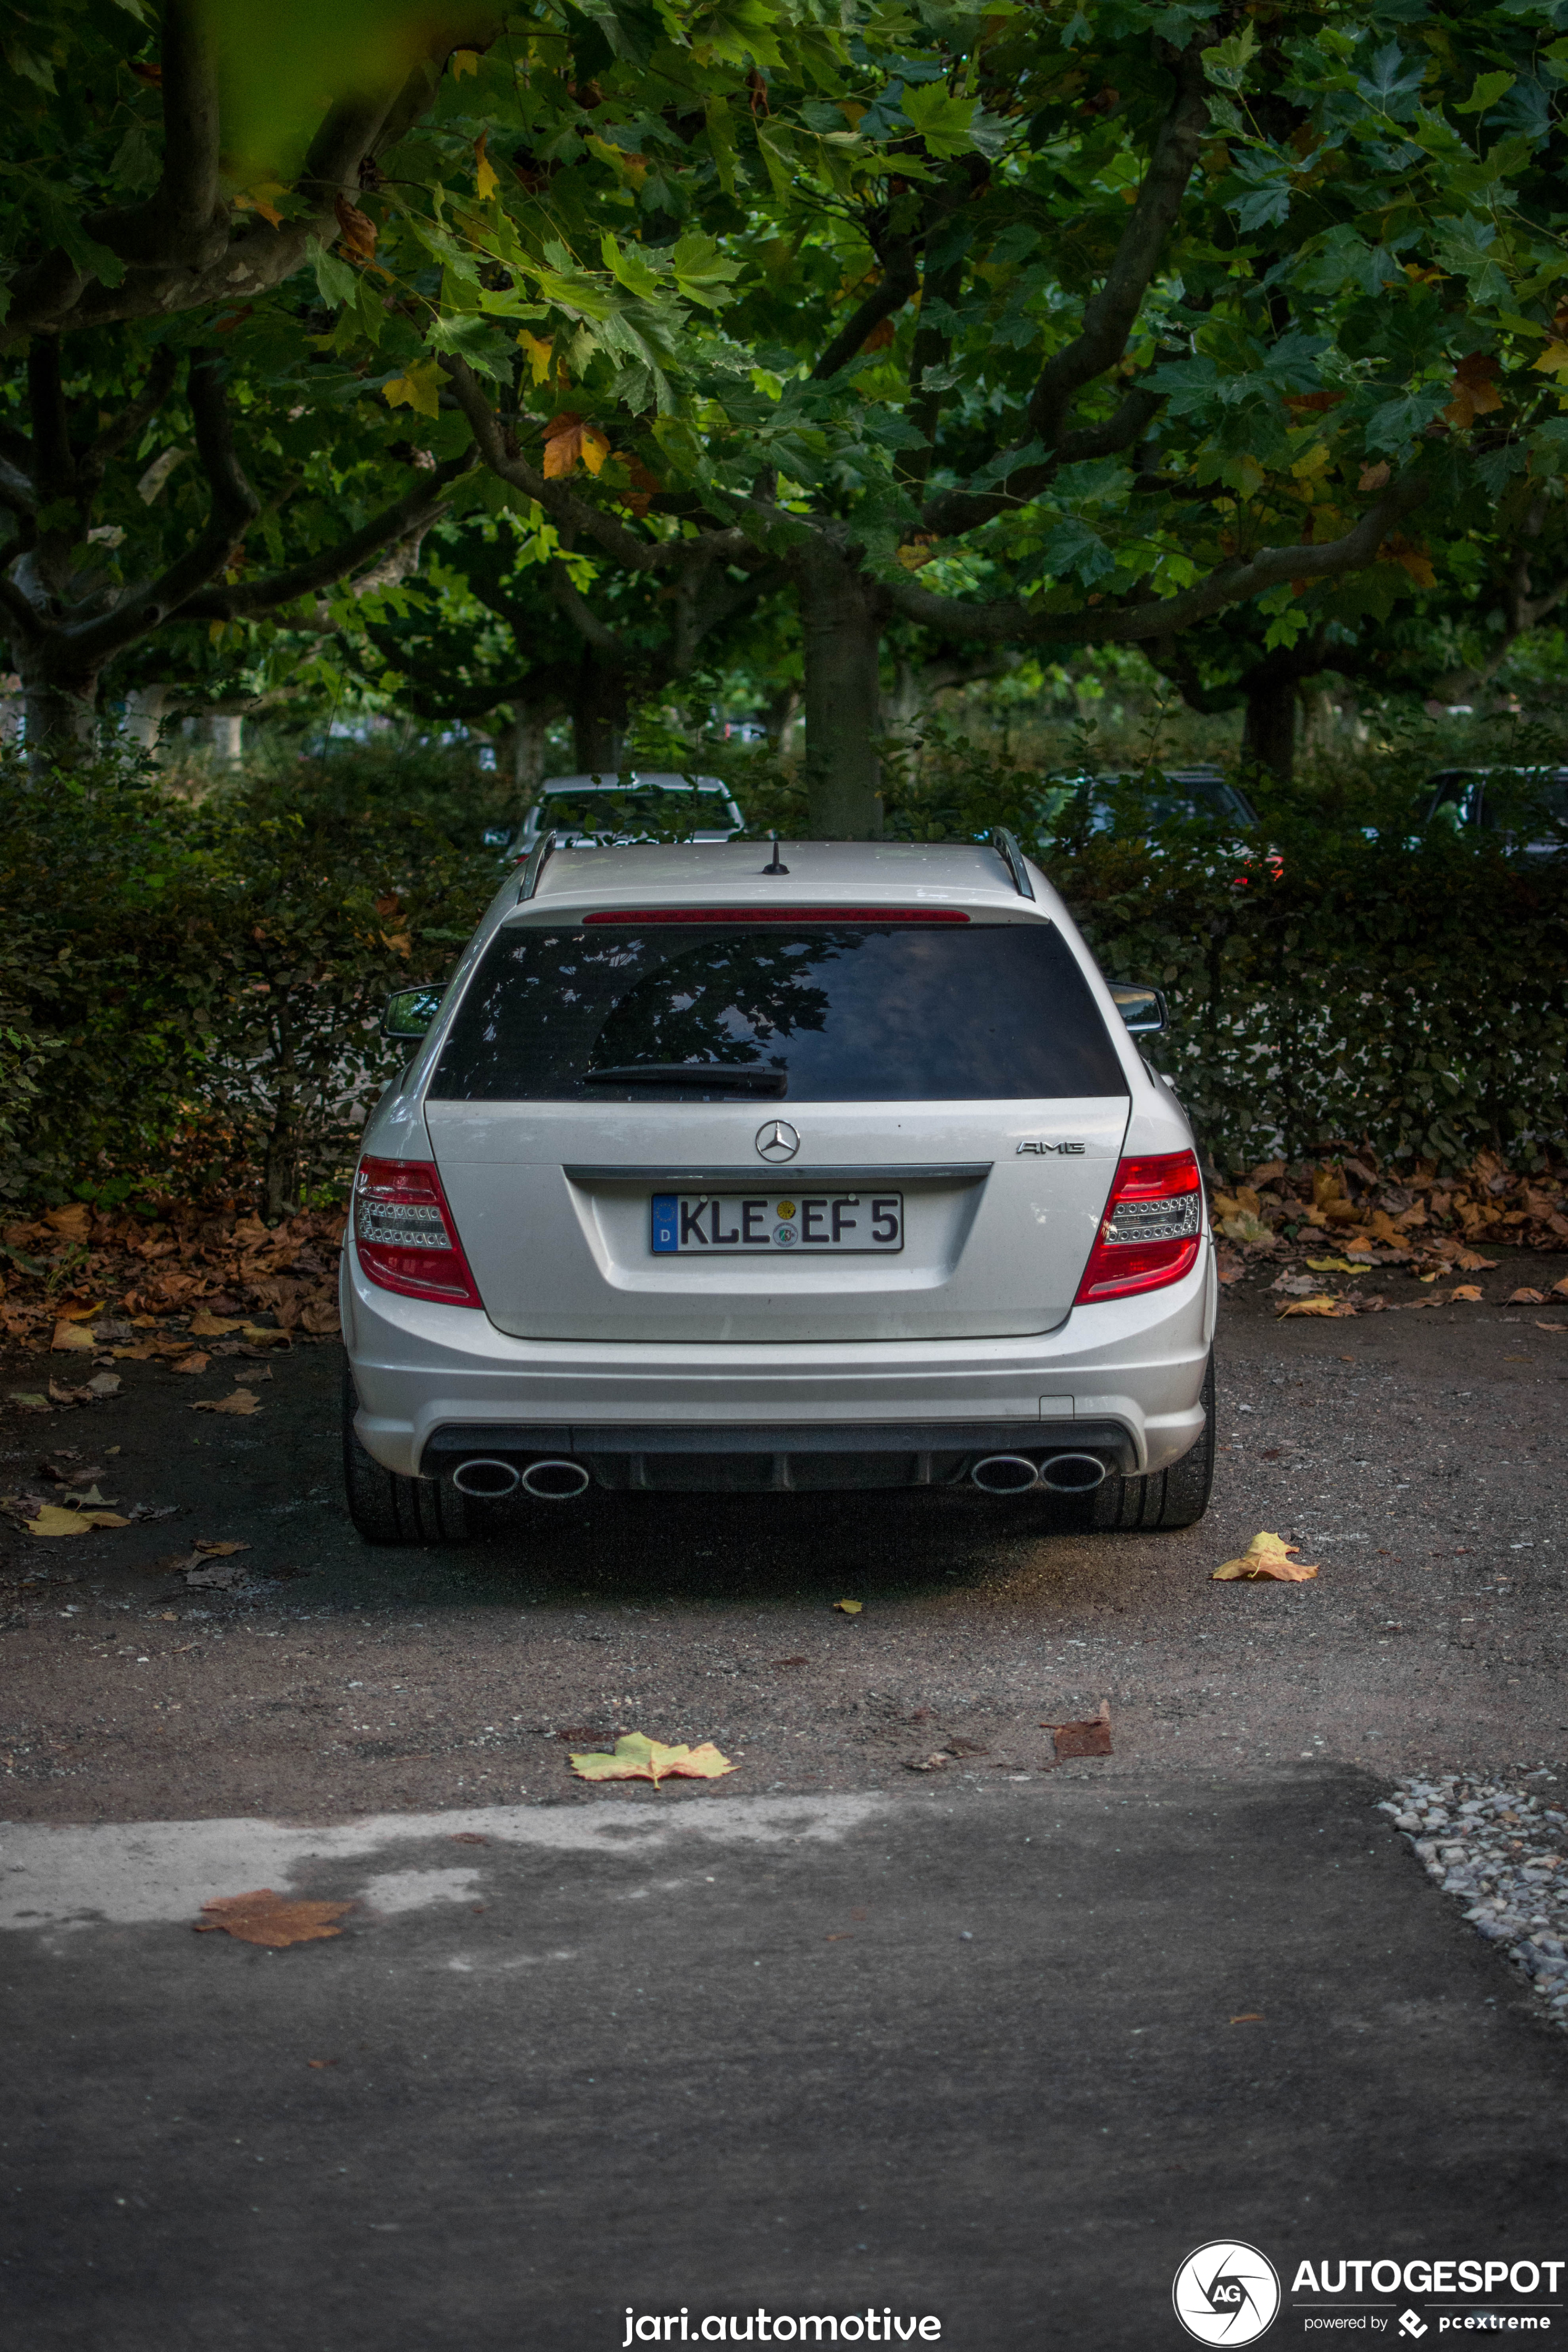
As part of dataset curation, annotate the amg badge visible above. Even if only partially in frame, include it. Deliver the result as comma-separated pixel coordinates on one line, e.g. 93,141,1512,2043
1017,1140,1086,1156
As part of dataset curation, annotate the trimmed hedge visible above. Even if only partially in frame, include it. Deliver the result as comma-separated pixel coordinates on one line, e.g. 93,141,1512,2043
2,752,1565,1210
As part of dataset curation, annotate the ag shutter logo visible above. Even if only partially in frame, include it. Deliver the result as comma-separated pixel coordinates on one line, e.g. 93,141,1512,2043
1172,2243,1281,2344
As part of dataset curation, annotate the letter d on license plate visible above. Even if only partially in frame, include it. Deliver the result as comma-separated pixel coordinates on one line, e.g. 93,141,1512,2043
651,1192,903,1253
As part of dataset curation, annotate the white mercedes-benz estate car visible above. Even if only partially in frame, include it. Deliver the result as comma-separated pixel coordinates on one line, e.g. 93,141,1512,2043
341,833,1216,1541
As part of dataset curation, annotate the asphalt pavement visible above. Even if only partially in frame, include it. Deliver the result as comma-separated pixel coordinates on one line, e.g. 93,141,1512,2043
2,1259,1567,2348
4,1770,1565,2350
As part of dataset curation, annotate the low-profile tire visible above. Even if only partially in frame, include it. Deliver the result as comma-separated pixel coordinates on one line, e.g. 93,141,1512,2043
1088,1350,1215,1532
342,1364,472,1544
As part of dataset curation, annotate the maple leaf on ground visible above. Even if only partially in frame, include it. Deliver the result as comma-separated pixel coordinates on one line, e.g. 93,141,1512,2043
191,1388,264,1416
51,1321,96,1353
1508,1287,1545,1304
194,1890,354,1947
569,1733,736,1786
1276,1295,1355,1317
1212,1532,1319,1582
25,1502,131,1535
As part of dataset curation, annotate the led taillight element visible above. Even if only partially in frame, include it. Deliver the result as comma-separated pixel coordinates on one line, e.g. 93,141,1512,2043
1074,1149,1204,1303
352,1156,483,1307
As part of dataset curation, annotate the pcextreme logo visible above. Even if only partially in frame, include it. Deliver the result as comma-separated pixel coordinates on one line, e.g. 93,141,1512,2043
1173,2242,1283,2345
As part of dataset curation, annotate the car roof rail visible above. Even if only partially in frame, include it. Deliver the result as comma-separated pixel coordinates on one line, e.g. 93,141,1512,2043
517,829,559,903
993,828,1035,901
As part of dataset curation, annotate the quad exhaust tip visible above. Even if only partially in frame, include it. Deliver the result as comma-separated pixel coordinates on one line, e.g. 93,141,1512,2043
970,1451,1108,1495
519,1458,591,1501
451,1457,522,1498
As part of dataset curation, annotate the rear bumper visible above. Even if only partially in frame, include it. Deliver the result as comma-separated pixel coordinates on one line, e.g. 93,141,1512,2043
342,1237,1217,1483
420,1416,1138,1491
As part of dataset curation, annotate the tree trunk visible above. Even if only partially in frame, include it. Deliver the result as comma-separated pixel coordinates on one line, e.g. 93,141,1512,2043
209,711,244,763
123,685,169,753
797,543,885,838
19,660,99,776
1241,671,1299,784
572,646,626,775
510,701,551,791
766,683,801,759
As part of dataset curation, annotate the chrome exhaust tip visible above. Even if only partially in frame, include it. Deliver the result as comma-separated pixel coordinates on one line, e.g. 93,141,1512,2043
1038,1452,1109,1495
970,1454,1041,1495
520,1458,591,1501
451,1457,522,1499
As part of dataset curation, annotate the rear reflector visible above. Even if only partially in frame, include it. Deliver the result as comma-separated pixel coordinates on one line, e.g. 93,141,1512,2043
353,1156,483,1307
1074,1149,1203,1304
582,906,970,925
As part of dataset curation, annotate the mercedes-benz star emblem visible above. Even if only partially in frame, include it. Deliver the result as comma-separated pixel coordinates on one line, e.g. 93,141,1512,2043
755,1119,800,1164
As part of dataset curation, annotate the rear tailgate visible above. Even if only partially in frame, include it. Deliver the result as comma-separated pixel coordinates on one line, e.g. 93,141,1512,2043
422,911,1130,1344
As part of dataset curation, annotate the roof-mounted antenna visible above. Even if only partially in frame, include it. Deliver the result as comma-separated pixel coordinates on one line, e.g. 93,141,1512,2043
762,835,790,874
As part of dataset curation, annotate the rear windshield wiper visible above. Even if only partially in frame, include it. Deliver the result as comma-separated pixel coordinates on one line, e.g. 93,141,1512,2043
583,1063,787,1095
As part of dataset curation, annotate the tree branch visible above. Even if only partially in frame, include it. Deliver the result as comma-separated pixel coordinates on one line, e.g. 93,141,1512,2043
882,477,1430,647
1026,44,1211,449
79,346,180,493
152,0,221,247
67,352,262,661
441,353,757,574
174,449,477,624
811,246,919,382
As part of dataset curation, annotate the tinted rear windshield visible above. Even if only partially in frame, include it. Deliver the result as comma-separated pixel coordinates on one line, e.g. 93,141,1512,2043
428,922,1128,1103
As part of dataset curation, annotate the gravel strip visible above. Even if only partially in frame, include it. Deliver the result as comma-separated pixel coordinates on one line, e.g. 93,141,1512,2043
1384,1770,1568,2029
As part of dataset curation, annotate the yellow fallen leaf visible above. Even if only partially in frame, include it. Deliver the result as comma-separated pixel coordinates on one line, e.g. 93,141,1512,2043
56,1299,106,1322
25,1503,131,1536
51,1321,98,1353
569,1733,736,1786
240,1323,290,1345
1306,1257,1372,1274
192,1540,249,1556
1212,1531,1319,1582
1277,1295,1355,1318
1449,1285,1483,1302
191,1389,263,1416
170,1352,211,1374
188,1309,244,1337
194,1890,354,1947
1508,1288,1545,1304
833,1598,863,1614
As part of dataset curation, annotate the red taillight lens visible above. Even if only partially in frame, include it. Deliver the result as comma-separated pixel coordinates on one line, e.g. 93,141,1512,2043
1074,1149,1204,1304
352,1156,483,1307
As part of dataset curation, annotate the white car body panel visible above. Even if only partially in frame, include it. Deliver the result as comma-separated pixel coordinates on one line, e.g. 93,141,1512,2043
348,840,1212,1489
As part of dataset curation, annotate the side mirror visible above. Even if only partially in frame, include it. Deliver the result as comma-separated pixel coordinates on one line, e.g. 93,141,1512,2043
383,985,442,1041
1111,983,1167,1035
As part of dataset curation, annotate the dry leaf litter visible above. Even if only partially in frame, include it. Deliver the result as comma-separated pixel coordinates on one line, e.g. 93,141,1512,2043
0,1204,343,1377
1383,1774,1568,2034
1203,1151,1568,1320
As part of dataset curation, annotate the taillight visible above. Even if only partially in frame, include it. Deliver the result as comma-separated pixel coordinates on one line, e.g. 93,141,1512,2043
352,1156,483,1307
1074,1150,1204,1304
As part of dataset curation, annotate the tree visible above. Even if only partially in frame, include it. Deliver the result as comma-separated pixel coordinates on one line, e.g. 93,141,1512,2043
386,0,1568,833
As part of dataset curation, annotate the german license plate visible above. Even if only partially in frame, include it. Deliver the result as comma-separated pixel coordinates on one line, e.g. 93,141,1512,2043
651,1191,903,1254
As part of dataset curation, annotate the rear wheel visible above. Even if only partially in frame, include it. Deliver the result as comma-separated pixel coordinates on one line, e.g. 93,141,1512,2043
342,1364,473,1544
1088,1351,1215,1532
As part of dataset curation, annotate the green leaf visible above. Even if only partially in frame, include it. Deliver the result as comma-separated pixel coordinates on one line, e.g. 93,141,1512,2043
1452,71,1515,116
899,82,982,159
309,238,359,312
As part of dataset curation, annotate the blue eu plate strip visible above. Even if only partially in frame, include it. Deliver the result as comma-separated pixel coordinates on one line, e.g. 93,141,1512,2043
651,1193,678,1253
